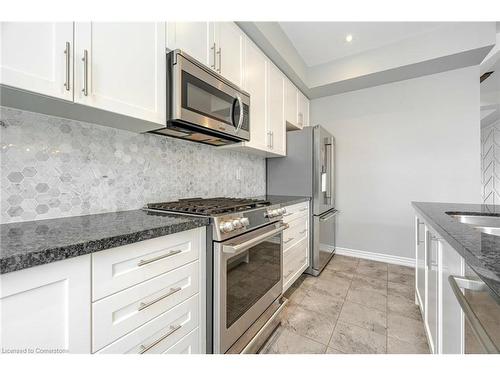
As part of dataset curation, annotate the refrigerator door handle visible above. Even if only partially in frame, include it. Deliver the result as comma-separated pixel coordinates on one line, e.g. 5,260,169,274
319,209,339,222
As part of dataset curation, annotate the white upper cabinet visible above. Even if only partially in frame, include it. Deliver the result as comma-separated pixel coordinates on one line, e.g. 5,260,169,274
298,91,310,127
211,22,244,87
267,63,286,156
243,39,268,152
284,78,299,130
74,22,166,124
0,22,74,101
166,22,210,66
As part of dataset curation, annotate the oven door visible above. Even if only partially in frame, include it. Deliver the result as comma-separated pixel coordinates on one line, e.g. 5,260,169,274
170,51,250,141
214,221,287,353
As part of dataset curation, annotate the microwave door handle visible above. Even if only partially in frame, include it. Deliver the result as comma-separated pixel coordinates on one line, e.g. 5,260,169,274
232,95,244,133
222,223,289,256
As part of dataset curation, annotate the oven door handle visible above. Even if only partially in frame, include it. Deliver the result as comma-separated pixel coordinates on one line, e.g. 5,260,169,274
222,223,289,255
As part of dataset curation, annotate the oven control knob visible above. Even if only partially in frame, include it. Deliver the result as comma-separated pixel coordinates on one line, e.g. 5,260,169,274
219,221,234,233
266,209,278,218
240,217,250,226
232,219,243,229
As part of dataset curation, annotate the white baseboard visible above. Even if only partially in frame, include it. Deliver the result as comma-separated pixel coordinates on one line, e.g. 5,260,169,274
324,245,414,267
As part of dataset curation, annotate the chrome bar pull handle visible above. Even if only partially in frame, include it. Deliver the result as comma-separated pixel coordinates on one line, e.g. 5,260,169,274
139,324,182,354
210,43,216,70
64,42,70,91
81,49,89,96
137,249,182,267
448,275,499,354
222,223,289,255
283,237,294,244
138,286,182,311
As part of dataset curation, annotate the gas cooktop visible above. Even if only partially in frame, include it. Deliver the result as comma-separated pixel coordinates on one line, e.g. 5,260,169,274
146,197,271,216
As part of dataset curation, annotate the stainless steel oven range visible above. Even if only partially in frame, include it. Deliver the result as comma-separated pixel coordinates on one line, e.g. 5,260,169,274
146,197,289,354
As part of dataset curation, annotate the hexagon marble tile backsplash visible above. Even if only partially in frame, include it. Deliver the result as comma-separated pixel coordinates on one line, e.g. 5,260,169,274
0,106,266,224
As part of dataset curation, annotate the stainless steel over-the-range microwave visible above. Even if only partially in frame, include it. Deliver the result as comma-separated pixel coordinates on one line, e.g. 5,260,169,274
150,49,250,146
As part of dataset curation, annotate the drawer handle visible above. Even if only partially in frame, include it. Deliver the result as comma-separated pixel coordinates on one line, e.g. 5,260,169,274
138,249,182,267
299,229,307,235
284,238,294,244
138,286,182,311
299,208,308,212
139,324,182,354
448,275,499,354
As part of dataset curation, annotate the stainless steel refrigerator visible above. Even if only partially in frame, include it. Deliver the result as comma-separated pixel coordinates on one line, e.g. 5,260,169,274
267,125,337,276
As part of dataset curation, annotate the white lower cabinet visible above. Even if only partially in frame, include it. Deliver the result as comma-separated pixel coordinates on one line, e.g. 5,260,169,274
96,295,199,354
0,255,91,354
163,328,200,354
0,227,206,354
415,215,465,354
282,201,310,292
425,227,441,353
92,261,200,351
92,227,206,354
440,239,464,354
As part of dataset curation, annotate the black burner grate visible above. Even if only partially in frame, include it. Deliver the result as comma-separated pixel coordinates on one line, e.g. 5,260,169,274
147,197,270,215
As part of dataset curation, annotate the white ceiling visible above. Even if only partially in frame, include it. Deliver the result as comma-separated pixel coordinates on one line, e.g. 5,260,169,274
279,22,450,67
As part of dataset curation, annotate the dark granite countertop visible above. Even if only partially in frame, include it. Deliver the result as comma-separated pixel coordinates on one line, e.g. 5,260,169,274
253,195,310,207
412,202,500,299
0,210,209,274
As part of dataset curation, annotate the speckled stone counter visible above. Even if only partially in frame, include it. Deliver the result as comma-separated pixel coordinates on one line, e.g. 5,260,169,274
0,210,209,274
253,195,310,207
412,202,500,299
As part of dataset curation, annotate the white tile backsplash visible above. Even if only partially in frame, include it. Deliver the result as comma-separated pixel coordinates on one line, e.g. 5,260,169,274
0,106,266,223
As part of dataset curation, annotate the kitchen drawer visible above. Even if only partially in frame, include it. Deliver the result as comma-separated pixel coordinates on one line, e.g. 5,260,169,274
283,215,308,251
92,261,199,351
96,295,199,354
92,228,202,300
283,237,308,285
282,201,309,224
162,328,200,354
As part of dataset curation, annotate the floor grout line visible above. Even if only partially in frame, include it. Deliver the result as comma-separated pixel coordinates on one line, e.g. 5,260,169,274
273,256,423,354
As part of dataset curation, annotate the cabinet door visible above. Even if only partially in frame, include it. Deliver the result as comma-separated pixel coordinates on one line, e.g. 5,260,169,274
243,38,267,151
440,242,464,354
267,63,286,156
0,255,91,353
426,229,441,354
74,22,166,124
214,22,243,87
0,22,74,100
166,22,210,66
304,97,310,127
297,91,307,129
284,79,298,129
415,217,426,310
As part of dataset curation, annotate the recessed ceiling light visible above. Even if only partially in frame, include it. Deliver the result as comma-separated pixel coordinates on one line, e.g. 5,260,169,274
345,34,353,43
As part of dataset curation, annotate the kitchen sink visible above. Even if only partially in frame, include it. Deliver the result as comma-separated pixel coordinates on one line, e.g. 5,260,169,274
447,212,500,237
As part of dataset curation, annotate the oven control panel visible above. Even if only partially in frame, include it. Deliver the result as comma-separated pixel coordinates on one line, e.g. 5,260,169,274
266,208,286,218
219,217,250,233
213,204,284,241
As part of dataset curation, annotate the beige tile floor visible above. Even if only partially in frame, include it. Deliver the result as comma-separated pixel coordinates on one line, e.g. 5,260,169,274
260,255,430,354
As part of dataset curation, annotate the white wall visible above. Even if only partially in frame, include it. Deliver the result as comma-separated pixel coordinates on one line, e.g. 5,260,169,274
311,66,481,260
